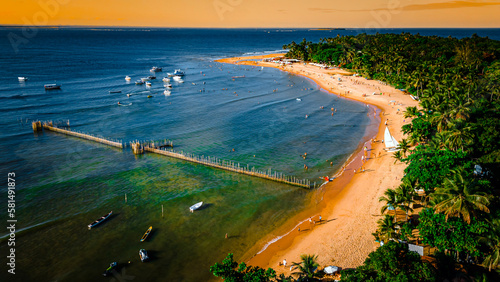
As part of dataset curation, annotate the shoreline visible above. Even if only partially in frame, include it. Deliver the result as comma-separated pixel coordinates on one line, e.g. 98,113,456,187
216,53,419,275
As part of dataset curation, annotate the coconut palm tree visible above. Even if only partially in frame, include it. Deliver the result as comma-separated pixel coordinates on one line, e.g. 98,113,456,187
291,254,320,281
431,168,491,224
481,220,500,272
395,180,417,221
398,138,410,157
376,215,398,242
379,188,402,216
392,150,404,164
403,106,420,118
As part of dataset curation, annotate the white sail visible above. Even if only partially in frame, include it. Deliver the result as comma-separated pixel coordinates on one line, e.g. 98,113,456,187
384,127,399,149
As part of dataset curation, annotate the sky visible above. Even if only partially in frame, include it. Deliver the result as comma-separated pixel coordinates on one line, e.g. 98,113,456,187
2,0,500,28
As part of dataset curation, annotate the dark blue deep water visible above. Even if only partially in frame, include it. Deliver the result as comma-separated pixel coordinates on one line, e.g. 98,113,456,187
0,28,498,281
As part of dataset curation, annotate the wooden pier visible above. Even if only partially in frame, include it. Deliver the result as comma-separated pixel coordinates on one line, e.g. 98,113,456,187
34,120,312,188
40,122,123,148
142,145,312,188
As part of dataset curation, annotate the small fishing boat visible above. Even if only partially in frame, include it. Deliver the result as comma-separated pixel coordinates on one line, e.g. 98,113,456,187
148,75,156,80
18,77,28,81
88,211,112,229
147,95,153,98
135,80,144,85
232,75,245,79
140,226,152,242
189,201,203,212
173,69,185,76
109,90,122,94
125,76,131,81
165,84,172,88
162,77,170,83
296,98,302,101
139,249,149,262
102,262,117,276
141,77,150,82
150,66,162,72
145,82,152,87
164,90,171,96
44,84,61,90
172,75,182,81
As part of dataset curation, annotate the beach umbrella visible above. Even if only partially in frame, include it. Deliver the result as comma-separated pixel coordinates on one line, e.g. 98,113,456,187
324,265,338,274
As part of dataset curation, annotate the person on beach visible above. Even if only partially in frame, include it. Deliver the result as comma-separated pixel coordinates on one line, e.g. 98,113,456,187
319,215,322,222
283,259,287,267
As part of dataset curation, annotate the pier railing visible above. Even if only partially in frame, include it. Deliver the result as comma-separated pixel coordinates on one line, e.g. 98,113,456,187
142,145,312,188
33,120,312,188
40,121,123,148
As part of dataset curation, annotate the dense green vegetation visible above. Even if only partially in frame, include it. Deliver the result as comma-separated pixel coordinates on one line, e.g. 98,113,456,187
212,33,499,281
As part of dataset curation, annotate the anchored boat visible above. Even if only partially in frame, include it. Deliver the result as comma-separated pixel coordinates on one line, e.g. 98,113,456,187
140,226,152,242
189,202,203,212
88,211,112,229
139,249,149,262
44,84,61,90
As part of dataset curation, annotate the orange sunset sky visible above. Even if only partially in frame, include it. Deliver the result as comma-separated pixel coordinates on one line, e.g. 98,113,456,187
2,0,500,28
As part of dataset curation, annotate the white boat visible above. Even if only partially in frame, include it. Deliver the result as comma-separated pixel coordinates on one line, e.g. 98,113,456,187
150,66,162,72
296,98,302,101
164,90,171,96
164,84,172,88
145,82,152,87
172,75,183,81
139,249,149,262
189,201,203,212
141,77,150,82
162,77,170,83
173,69,185,76
18,77,28,81
125,76,131,81
384,126,400,151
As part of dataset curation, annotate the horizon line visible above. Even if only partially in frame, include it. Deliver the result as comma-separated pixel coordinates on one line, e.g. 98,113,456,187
1,25,499,29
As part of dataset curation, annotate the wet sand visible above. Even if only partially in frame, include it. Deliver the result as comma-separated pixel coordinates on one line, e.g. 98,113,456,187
216,54,418,275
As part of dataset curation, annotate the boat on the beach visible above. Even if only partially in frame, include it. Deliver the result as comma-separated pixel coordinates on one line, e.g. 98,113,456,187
125,76,131,81
88,211,112,229
139,249,149,262
150,66,162,72
384,127,400,151
102,262,117,276
44,84,61,90
140,226,153,242
18,77,28,81
189,201,203,212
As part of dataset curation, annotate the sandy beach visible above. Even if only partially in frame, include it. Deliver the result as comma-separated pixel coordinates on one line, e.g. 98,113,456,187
216,54,419,275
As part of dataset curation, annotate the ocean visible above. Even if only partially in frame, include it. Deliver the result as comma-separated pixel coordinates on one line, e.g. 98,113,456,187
0,28,499,281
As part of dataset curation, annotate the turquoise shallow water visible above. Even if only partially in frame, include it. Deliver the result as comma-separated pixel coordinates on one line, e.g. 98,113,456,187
1,28,496,281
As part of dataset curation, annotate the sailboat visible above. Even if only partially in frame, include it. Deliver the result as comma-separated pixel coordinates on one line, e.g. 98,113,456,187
383,127,400,151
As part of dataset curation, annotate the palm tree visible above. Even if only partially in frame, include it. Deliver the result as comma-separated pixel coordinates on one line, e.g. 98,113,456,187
379,188,402,215
395,180,417,221
291,254,320,281
392,150,404,164
376,215,398,242
480,219,500,272
431,168,491,224
398,138,410,157
403,106,420,118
